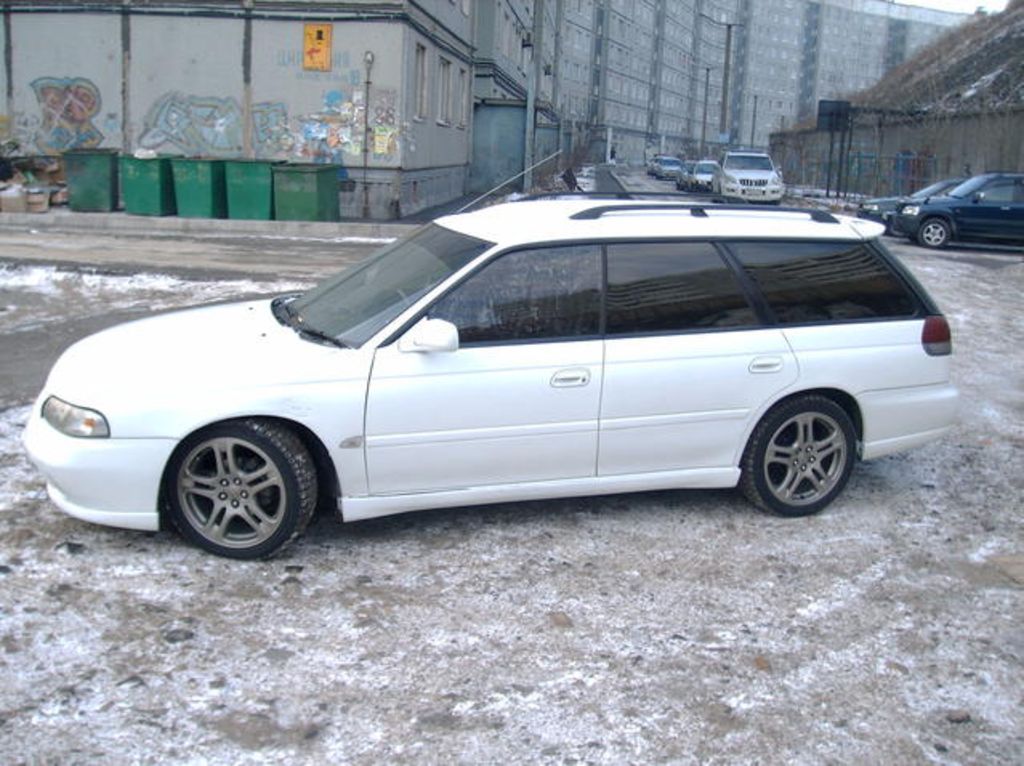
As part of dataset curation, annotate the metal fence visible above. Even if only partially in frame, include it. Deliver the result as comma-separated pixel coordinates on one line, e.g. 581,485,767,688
777,151,946,199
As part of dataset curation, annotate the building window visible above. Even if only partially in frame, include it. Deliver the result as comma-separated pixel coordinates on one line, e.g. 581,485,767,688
414,44,428,119
438,56,452,125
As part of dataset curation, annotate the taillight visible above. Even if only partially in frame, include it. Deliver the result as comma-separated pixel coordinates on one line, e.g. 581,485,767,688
922,315,952,356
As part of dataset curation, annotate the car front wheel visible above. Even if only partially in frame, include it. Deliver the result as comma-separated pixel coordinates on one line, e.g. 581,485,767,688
740,396,856,517
165,419,318,558
917,217,951,249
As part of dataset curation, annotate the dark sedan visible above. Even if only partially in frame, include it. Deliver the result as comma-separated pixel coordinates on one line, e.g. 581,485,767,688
892,173,1024,249
857,177,964,233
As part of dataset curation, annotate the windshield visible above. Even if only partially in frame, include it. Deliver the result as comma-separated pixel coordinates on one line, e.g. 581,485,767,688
912,179,962,199
696,162,717,174
660,159,682,168
289,224,492,347
724,155,773,171
946,176,988,199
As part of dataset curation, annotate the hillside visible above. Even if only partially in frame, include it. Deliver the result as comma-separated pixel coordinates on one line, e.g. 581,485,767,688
853,0,1024,112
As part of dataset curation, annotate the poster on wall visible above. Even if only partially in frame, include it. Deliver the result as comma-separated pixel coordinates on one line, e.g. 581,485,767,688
303,24,333,71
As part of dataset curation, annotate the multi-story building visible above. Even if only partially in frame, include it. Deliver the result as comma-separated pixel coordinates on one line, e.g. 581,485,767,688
730,0,966,149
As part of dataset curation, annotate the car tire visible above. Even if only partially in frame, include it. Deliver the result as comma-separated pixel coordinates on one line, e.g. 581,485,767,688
739,395,856,517
165,418,318,559
916,217,951,249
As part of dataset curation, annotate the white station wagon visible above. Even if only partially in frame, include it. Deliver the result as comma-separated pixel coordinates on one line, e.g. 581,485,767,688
24,200,959,558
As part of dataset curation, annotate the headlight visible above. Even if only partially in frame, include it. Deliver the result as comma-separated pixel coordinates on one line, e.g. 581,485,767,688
42,396,110,438
902,205,920,216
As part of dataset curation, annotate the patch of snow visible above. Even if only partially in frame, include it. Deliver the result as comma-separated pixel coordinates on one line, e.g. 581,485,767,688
0,406,43,514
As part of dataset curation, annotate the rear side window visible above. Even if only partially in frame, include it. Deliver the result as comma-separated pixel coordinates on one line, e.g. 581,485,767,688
729,241,917,324
606,242,758,334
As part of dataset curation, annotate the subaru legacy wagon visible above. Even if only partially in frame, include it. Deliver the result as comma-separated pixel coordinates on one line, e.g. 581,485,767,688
24,200,958,558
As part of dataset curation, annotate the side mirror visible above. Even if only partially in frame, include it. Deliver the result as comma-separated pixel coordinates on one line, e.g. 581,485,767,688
973,192,986,203
398,318,459,354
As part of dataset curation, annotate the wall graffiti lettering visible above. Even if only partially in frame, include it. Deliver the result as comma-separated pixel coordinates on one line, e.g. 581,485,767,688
30,77,104,153
140,92,243,156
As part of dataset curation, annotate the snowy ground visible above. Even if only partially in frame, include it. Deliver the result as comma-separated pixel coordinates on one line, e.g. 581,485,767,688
0,238,1022,763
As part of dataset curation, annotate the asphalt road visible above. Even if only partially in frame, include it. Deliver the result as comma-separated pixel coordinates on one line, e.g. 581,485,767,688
0,214,1022,764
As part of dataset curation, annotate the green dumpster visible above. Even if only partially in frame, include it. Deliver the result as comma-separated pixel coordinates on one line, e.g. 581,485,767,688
225,160,276,220
63,148,119,212
170,158,227,218
272,164,340,222
120,155,176,216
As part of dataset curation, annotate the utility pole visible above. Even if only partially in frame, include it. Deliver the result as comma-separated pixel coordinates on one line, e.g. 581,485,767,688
719,22,735,139
750,94,758,147
523,0,545,190
700,66,710,158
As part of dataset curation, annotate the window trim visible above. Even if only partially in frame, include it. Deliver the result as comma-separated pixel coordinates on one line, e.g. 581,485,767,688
377,235,933,350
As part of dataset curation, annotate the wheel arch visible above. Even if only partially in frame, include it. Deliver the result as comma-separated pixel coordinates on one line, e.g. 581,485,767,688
157,415,340,530
920,212,958,239
741,387,864,465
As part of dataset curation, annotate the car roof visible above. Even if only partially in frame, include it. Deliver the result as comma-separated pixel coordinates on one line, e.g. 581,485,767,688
437,199,883,249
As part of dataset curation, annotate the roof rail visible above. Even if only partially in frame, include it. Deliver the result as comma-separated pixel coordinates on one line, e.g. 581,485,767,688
569,203,840,224
523,190,725,202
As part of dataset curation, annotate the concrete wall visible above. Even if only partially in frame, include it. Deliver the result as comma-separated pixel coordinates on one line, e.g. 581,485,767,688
0,3,474,218
131,16,243,156
8,13,122,153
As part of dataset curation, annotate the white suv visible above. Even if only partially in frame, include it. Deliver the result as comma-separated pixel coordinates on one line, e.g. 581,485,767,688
715,150,785,203
25,200,958,558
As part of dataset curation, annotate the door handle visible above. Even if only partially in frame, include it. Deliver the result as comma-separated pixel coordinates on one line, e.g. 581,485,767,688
749,356,783,374
551,368,591,388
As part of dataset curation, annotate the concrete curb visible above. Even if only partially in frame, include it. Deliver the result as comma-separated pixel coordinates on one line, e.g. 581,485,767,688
0,208,416,240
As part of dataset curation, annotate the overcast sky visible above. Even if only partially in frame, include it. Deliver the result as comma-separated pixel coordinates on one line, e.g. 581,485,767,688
900,0,1009,13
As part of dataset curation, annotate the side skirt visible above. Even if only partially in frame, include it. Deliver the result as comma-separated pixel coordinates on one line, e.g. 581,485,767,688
338,467,741,522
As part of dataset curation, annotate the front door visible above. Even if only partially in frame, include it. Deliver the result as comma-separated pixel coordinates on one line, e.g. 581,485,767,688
955,178,1020,241
365,243,603,495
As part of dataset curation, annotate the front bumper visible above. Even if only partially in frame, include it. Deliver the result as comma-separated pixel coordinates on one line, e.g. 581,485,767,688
891,213,921,238
723,185,784,202
22,407,175,532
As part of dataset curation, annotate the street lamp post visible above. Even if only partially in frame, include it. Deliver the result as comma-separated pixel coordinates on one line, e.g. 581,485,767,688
362,50,375,220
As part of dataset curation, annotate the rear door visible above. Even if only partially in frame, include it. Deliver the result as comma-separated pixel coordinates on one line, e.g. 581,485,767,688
598,241,798,475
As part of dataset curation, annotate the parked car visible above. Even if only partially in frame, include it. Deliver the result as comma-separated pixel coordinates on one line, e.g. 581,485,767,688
652,156,684,181
714,150,784,203
674,160,698,191
684,160,720,192
25,200,958,558
891,172,1024,248
857,177,965,233
647,155,673,175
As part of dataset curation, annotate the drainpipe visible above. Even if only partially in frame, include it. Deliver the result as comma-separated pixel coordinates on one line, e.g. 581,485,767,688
362,50,374,219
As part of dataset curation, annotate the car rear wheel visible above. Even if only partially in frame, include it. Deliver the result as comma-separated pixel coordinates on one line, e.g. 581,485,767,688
917,218,951,249
740,396,856,517
165,419,317,559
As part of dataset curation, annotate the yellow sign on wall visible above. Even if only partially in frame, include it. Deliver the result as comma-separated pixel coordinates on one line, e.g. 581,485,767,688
303,24,333,71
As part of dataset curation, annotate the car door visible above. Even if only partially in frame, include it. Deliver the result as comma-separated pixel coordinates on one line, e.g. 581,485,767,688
598,241,798,475
954,178,1017,241
365,243,603,495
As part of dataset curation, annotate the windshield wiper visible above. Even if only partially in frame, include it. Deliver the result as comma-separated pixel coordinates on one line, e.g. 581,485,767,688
295,325,350,349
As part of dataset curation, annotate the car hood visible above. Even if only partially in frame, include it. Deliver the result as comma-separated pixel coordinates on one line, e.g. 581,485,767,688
724,169,778,180
45,299,357,410
861,195,905,207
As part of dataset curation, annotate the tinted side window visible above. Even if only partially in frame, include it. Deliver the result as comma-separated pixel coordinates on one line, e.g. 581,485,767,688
606,242,757,334
981,180,1015,203
730,241,916,323
429,244,600,344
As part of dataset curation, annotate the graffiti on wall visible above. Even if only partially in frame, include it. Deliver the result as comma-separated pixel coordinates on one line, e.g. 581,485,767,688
251,87,406,164
136,86,405,163
30,77,104,152
140,92,244,155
